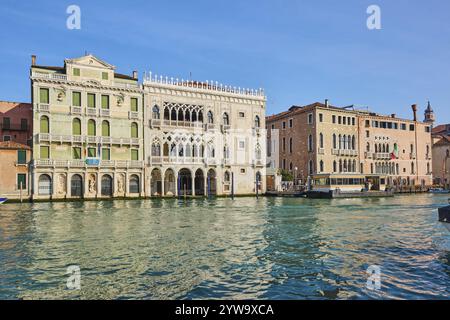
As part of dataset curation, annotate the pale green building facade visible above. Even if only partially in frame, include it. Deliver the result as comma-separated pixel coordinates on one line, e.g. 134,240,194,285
30,55,144,199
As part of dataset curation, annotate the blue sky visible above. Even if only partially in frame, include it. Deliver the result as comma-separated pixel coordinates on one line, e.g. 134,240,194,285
1,0,449,123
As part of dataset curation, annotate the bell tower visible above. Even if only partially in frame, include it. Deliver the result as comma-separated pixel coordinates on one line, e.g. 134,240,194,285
424,101,435,127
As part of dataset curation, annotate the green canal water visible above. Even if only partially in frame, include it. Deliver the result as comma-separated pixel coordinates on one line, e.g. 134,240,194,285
0,194,449,300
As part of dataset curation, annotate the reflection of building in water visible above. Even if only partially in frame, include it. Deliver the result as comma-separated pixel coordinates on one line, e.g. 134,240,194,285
11,199,273,299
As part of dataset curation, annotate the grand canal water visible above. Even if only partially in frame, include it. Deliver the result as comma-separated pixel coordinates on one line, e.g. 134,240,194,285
0,194,449,300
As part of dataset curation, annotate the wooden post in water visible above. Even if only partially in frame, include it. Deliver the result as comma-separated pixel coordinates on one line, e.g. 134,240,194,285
207,176,211,199
20,182,23,203
184,183,186,200
231,172,234,200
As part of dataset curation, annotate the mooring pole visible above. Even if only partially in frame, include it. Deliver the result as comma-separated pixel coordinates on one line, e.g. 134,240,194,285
207,176,211,199
20,182,23,203
231,172,235,200
256,178,259,199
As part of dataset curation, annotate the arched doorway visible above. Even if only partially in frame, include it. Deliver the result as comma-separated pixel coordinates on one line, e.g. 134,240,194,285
101,174,113,197
71,174,83,198
164,169,176,196
38,174,52,195
195,169,205,196
151,168,162,196
207,169,217,195
178,168,192,196
129,175,140,194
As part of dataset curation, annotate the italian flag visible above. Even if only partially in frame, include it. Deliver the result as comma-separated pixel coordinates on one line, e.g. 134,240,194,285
391,144,399,160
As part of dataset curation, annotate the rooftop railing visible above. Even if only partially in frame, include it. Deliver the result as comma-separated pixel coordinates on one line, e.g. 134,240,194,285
31,72,140,89
143,72,265,98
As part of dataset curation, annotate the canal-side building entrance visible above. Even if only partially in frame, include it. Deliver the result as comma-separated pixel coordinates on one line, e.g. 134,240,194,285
207,169,217,195
101,175,113,197
151,168,162,196
178,168,192,196
71,174,83,198
195,169,205,196
38,174,52,195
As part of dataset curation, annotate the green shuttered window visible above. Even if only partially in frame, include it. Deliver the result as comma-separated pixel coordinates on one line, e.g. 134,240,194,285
88,93,96,108
102,72,108,80
72,118,81,135
40,116,49,133
131,149,139,160
101,95,109,109
131,123,138,138
40,146,49,159
131,98,138,112
72,92,81,107
73,147,82,159
17,174,26,190
39,88,49,104
88,120,96,136
102,148,110,160
17,150,27,164
73,68,80,76
102,121,110,137
88,148,96,158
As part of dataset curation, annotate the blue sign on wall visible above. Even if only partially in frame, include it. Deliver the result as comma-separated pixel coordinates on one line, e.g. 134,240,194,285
85,158,100,166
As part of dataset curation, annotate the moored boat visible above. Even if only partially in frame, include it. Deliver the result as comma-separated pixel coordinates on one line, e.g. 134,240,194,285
438,199,450,232
0,198,7,205
429,188,450,194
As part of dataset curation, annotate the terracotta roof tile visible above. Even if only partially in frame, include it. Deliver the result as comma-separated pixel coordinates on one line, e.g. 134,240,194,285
0,141,31,150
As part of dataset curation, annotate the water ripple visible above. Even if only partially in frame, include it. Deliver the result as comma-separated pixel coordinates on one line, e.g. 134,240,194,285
0,194,449,299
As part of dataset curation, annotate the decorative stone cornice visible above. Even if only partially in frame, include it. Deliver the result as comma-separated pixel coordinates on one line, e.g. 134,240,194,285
30,73,143,94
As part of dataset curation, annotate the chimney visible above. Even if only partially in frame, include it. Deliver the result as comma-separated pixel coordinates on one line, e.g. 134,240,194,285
31,55,36,66
411,104,418,121
132,70,138,79
325,99,329,108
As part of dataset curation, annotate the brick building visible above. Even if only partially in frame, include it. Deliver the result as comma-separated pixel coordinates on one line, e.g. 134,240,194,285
0,101,33,145
266,101,433,190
